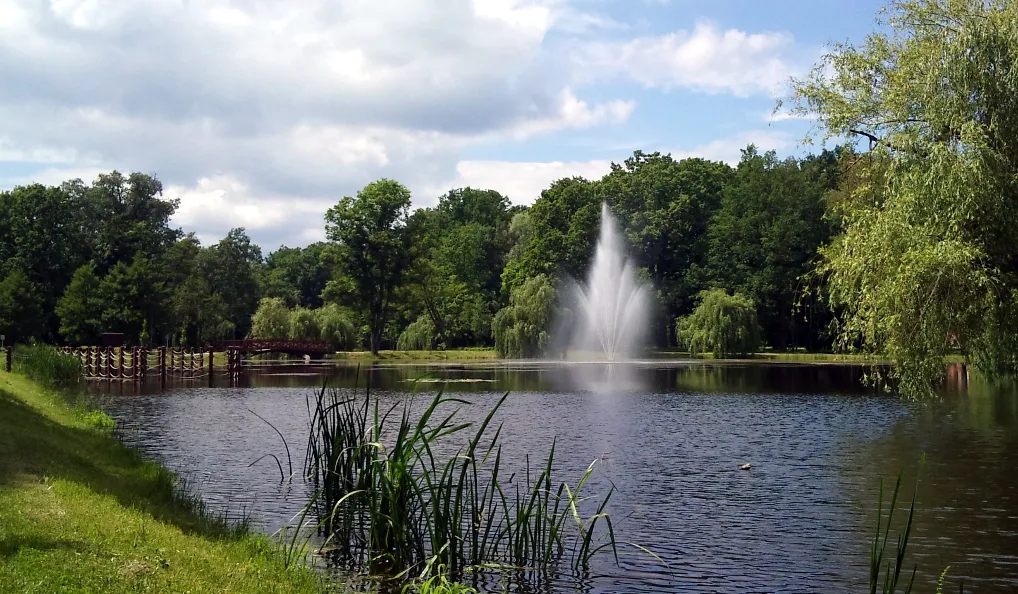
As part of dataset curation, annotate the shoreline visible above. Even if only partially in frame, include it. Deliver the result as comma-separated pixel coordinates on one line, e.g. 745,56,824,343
0,371,331,593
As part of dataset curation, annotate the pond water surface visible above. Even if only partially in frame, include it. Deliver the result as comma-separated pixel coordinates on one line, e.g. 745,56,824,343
99,361,1018,593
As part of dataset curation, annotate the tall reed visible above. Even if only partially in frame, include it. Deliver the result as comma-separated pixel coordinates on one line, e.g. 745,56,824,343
10,343,83,391
303,383,619,587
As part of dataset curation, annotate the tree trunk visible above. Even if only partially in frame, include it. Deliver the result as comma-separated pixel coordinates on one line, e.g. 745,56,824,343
370,329,382,355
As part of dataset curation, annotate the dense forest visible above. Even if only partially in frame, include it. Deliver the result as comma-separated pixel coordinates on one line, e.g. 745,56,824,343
0,146,845,355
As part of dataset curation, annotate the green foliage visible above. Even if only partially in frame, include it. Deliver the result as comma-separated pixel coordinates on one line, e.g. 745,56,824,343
0,267,44,344
317,303,357,350
600,152,732,341
397,314,436,351
325,179,413,354
492,274,556,358
704,146,838,350
501,178,601,295
676,289,761,358
56,265,105,344
98,253,169,345
200,228,263,339
289,307,321,340
82,409,116,432
303,387,619,587
262,243,331,308
9,344,83,391
788,0,1018,395
402,569,477,594
249,298,291,339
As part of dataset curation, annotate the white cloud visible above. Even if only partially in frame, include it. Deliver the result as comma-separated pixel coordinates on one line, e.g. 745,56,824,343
0,0,811,248
577,21,802,97
167,175,332,248
766,110,816,123
671,129,795,164
422,159,615,206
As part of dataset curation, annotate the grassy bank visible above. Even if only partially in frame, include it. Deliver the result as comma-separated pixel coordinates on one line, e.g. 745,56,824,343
331,349,498,362
648,350,887,363
0,371,330,593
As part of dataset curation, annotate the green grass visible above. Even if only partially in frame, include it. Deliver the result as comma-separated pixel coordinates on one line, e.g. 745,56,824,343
0,371,331,593
331,350,499,362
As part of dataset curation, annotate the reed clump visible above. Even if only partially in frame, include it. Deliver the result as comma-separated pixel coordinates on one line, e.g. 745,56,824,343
302,384,619,587
10,343,83,391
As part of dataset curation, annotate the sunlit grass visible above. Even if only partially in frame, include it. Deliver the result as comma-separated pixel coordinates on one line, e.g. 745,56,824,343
0,371,330,593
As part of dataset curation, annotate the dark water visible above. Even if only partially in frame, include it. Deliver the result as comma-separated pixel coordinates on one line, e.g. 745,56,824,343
99,361,1018,593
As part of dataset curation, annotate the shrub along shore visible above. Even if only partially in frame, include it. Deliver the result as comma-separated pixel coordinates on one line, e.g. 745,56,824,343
0,369,331,593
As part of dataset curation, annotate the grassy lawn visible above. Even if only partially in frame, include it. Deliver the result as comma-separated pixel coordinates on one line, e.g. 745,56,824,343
0,372,331,593
331,349,498,362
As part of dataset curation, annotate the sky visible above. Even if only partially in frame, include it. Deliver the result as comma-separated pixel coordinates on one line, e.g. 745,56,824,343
0,0,887,250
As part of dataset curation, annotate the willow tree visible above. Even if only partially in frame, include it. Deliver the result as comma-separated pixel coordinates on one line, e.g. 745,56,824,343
787,0,1018,395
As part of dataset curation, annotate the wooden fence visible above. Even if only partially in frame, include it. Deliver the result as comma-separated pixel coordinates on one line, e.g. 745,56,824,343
63,346,244,387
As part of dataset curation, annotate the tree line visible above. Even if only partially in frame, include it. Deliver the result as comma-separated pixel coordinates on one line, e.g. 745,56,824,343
4,0,1015,396
0,146,844,356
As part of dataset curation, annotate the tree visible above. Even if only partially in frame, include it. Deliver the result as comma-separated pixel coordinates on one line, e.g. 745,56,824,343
263,243,332,308
290,307,321,340
705,146,837,350
788,0,1018,395
0,268,44,344
200,228,263,339
676,289,761,358
501,177,602,294
84,171,181,272
600,152,732,345
492,274,557,358
170,274,234,346
0,184,90,339
325,179,413,354
99,254,169,345
249,298,291,339
317,303,356,350
397,314,437,350
56,265,105,344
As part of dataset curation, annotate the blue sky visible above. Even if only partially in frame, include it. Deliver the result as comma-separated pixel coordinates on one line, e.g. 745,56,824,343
0,0,887,249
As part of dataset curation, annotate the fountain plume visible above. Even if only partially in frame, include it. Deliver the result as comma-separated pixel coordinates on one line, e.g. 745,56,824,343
566,202,650,362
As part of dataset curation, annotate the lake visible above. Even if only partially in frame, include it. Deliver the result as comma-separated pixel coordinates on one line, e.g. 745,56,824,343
99,361,1018,593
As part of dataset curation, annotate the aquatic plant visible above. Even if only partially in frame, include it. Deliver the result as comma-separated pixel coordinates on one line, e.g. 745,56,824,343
10,343,83,390
869,454,963,593
302,382,620,587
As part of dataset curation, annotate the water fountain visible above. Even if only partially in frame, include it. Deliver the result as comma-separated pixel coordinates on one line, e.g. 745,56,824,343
566,202,651,362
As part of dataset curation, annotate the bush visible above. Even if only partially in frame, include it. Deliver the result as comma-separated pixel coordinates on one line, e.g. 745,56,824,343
676,289,761,358
397,314,436,350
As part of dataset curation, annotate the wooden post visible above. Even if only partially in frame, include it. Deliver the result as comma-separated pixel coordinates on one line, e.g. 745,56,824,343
160,347,167,383
208,346,214,387
106,347,113,380
4,346,11,373
118,347,125,380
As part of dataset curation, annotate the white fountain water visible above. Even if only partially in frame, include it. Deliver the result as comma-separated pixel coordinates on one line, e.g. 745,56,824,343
568,202,651,362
